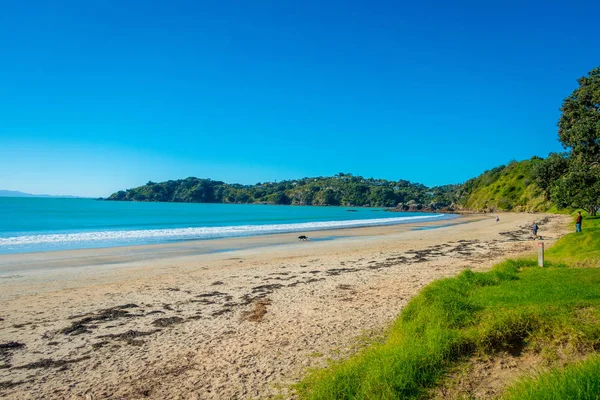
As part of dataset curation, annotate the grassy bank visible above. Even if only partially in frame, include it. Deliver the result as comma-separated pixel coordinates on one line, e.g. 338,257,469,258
296,214,600,399
545,215,600,267
503,355,600,400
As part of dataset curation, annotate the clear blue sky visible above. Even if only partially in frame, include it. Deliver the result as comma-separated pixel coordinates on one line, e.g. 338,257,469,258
1,1,598,197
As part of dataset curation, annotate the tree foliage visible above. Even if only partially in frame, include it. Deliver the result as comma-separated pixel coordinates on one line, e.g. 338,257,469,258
531,152,569,200
558,67,600,163
551,159,600,216
107,174,460,209
547,66,600,215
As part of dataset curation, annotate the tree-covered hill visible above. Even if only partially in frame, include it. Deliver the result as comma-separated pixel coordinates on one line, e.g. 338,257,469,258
106,174,460,209
101,157,575,213
103,161,559,212
104,160,555,212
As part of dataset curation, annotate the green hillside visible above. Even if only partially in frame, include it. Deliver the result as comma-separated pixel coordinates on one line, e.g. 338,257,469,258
457,158,550,212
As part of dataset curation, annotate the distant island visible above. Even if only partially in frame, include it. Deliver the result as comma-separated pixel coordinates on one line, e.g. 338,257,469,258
0,190,84,199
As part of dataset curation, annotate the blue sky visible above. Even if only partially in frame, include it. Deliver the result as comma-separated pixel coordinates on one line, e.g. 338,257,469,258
1,1,598,197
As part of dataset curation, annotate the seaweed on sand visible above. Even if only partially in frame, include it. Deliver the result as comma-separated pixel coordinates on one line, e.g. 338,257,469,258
152,317,184,327
16,355,91,370
98,329,160,346
60,304,140,335
0,341,26,368
240,298,272,322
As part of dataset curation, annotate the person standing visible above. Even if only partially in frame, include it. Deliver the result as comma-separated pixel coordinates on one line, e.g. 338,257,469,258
532,221,539,239
576,211,582,233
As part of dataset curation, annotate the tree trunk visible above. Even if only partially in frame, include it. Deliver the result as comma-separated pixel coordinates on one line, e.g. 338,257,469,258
588,206,598,216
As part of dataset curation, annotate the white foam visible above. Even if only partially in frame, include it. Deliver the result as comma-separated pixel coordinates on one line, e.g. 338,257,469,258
0,214,449,248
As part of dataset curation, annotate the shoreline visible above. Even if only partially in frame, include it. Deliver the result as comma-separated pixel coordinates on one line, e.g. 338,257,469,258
0,213,570,399
0,214,469,277
0,211,456,256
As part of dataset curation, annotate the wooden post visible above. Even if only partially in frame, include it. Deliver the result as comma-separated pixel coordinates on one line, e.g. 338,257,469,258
538,242,544,267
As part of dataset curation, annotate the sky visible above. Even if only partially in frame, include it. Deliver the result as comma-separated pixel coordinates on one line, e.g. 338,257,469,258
1,1,599,197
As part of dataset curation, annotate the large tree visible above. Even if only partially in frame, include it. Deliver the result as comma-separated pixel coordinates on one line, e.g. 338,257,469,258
552,159,600,216
552,67,600,214
558,67,600,163
531,152,569,200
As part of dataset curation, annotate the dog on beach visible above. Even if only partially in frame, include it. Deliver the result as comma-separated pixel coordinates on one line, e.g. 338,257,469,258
298,235,309,241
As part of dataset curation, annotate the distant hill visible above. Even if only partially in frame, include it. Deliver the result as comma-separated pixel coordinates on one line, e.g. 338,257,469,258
0,190,35,197
106,159,558,212
0,190,82,198
106,174,460,210
456,158,550,212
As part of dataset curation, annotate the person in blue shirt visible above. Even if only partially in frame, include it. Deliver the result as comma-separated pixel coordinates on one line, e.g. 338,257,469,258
531,221,539,239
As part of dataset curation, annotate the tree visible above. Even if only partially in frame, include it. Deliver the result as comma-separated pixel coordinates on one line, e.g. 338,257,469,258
550,66,600,215
552,159,600,216
316,188,341,206
271,192,291,205
558,67,600,163
531,152,569,200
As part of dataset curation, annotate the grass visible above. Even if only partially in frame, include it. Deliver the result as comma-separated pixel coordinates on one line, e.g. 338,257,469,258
296,213,600,399
545,214,600,267
503,355,600,400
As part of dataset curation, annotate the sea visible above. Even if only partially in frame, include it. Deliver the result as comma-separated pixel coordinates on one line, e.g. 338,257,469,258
0,198,456,254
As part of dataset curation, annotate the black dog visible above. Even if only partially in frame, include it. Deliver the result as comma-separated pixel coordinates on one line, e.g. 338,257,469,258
298,235,308,241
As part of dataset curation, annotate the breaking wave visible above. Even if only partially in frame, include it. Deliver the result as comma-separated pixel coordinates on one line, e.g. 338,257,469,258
0,214,452,252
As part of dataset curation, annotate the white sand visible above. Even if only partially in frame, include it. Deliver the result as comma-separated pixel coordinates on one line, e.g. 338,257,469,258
0,213,569,399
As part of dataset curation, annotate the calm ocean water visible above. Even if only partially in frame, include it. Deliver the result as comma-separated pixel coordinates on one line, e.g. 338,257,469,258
0,198,454,254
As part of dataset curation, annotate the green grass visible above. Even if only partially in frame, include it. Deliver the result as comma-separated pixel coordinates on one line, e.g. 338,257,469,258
296,214,600,400
503,355,600,400
546,215,600,267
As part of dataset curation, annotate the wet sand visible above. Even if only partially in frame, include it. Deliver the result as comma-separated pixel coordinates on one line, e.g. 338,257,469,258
0,213,569,399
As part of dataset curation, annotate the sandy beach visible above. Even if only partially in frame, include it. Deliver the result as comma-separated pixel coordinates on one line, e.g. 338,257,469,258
0,213,570,399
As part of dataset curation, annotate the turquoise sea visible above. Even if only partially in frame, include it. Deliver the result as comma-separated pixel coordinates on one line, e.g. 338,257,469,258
0,198,454,254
